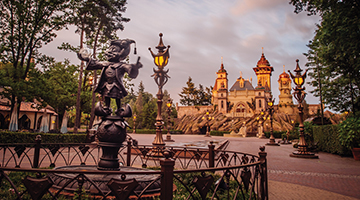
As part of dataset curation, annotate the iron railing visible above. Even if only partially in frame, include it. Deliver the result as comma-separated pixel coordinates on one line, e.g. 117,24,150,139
0,135,268,200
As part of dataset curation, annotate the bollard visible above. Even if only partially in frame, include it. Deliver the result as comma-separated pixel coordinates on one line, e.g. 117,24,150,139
208,141,215,168
258,146,268,200
126,139,132,166
33,135,41,168
160,151,175,200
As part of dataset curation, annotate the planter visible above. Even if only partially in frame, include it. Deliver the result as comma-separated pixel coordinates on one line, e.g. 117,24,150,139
351,147,360,161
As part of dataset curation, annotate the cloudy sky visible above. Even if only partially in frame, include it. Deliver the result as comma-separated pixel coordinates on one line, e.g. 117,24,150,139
40,0,321,106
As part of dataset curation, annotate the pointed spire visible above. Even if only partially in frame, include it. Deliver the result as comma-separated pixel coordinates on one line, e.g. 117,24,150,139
262,47,264,54
240,71,242,78
155,33,166,53
283,65,285,72
220,56,224,70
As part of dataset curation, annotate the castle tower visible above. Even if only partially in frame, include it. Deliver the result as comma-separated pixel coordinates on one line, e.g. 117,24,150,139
253,48,274,90
253,48,273,112
278,65,294,114
212,57,228,113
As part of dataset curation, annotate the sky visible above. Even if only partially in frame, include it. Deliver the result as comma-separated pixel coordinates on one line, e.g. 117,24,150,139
40,0,322,107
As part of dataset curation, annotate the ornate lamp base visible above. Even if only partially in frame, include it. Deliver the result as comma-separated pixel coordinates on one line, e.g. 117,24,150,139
266,142,280,146
290,151,319,159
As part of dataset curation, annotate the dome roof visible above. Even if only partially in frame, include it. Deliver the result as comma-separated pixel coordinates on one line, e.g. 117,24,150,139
279,71,290,79
257,53,270,67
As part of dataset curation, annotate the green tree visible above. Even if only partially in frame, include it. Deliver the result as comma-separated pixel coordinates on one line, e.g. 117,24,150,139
290,0,360,115
179,77,212,106
0,0,71,127
41,60,78,130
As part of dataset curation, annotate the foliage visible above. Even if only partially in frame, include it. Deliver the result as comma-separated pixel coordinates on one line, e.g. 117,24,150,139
338,116,360,149
128,129,183,134
173,172,255,200
179,77,212,106
264,131,287,139
313,124,350,155
0,131,86,144
210,130,230,136
291,0,360,115
0,0,71,116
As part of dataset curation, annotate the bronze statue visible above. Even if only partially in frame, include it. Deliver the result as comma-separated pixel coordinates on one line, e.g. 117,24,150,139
78,39,142,117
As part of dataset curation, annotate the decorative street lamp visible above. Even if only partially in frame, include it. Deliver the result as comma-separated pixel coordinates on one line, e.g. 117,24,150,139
288,59,318,158
258,110,266,139
266,96,279,146
164,98,174,142
133,114,136,134
202,110,213,137
149,33,170,148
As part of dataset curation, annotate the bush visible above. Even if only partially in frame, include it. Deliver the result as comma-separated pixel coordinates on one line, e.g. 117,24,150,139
0,131,87,144
210,130,230,136
313,125,351,156
338,117,360,150
128,129,183,135
264,131,286,139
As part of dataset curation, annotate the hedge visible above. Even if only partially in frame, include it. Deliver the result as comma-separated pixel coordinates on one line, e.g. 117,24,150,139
0,131,86,144
210,131,230,136
313,125,351,156
128,129,184,135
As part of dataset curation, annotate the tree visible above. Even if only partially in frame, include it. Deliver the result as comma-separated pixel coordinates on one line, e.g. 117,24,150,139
0,0,71,127
179,77,212,106
41,60,78,130
290,0,360,115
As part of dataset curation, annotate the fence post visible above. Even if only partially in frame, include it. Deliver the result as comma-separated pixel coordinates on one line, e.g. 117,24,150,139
160,151,175,200
126,139,132,166
258,146,268,200
208,141,215,168
33,135,41,168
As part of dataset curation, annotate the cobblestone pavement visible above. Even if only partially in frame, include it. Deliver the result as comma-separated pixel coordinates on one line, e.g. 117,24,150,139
129,134,360,199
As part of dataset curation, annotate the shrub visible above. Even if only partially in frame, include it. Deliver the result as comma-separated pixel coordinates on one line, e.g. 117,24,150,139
338,117,360,150
0,131,86,144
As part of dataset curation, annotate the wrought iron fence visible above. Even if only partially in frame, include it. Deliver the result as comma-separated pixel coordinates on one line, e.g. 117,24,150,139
0,135,268,200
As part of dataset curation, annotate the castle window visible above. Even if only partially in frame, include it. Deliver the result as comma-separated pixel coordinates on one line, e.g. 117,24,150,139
258,92,261,96
221,93,223,97
259,100,262,108
221,101,224,109
236,104,245,113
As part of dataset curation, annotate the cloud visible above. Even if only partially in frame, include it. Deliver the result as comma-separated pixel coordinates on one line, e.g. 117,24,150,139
38,0,321,106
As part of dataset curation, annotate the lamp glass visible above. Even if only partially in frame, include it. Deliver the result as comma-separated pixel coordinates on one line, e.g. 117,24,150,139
268,101,273,106
166,102,171,108
295,77,303,86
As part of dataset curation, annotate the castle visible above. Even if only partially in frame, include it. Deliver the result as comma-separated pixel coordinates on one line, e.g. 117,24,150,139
177,50,320,119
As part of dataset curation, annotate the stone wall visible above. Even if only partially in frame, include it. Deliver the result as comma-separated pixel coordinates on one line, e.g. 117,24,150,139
176,103,213,118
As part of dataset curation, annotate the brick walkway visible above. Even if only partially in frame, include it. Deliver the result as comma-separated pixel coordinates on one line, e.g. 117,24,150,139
129,134,360,199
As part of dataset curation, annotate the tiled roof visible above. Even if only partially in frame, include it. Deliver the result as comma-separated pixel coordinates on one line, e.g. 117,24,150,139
229,80,254,91
0,102,57,115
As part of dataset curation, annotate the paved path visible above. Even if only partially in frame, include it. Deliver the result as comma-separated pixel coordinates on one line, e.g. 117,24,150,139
129,134,360,200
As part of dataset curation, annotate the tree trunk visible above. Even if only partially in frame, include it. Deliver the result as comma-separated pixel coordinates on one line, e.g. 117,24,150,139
74,25,85,134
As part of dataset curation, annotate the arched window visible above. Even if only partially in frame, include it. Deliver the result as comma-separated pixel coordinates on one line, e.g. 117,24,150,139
259,100,262,108
236,104,246,113
19,115,31,130
221,101,224,109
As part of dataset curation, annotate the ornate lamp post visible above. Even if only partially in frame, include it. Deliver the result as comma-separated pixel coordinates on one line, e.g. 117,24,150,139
266,96,279,146
164,98,174,142
149,33,170,147
258,111,266,139
132,114,136,134
202,110,213,137
289,59,318,158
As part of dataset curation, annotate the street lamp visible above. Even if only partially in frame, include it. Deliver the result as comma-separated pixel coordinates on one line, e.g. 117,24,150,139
266,96,279,146
149,33,170,148
202,110,213,137
288,59,318,158
258,111,266,139
164,98,174,142
133,114,136,134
